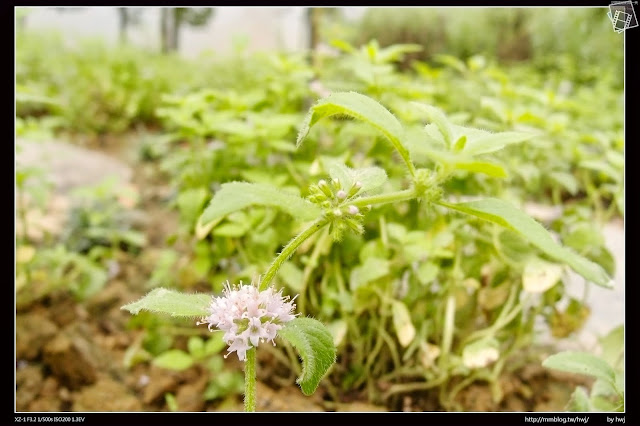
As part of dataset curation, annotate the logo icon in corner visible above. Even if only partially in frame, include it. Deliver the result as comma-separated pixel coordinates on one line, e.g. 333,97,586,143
608,1,638,32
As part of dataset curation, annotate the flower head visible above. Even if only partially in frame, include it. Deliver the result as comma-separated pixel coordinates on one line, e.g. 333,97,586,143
197,281,297,361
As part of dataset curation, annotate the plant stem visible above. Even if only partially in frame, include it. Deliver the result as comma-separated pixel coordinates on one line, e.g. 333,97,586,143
351,188,417,209
439,293,456,370
244,347,257,412
299,226,330,314
259,217,329,291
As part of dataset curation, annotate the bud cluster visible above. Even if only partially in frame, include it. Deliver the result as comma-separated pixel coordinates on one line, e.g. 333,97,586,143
307,178,370,239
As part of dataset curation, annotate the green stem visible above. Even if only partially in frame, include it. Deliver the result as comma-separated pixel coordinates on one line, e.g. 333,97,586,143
244,347,257,412
260,217,329,291
439,293,456,370
299,226,330,314
351,188,417,209
383,374,449,399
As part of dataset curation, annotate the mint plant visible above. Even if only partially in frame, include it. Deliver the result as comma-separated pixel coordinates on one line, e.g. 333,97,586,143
543,325,624,412
121,91,613,411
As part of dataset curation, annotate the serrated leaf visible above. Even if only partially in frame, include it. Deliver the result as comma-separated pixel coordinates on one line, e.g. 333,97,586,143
437,198,613,288
121,288,212,318
153,349,194,371
196,182,321,239
297,91,414,175
543,351,617,389
392,300,416,347
325,159,388,193
278,317,337,395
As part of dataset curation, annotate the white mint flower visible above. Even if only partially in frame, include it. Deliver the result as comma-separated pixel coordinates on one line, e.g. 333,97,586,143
197,281,297,361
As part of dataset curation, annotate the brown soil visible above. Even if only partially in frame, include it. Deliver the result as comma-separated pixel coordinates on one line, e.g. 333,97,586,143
15,133,595,413
15,284,591,412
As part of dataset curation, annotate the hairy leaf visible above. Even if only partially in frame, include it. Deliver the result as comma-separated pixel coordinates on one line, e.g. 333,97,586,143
196,182,321,239
121,288,211,318
297,91,414,175
543,351,617,389
279,317,337,395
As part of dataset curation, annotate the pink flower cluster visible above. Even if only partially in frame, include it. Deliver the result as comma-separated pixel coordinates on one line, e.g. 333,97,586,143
198,281,297,361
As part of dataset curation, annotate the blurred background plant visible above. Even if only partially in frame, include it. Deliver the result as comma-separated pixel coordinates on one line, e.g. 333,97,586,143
15,6,624,412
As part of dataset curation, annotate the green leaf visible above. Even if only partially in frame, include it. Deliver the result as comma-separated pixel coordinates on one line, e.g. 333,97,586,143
416,262,439,285
196,182,321,239
121,288,212,318
165,393,179,412
297,91,414,175
566,386,593,412
580,160,621,183
549,171,579,195
377,43,423,63
204,332,227,355
329,38,356,53
278,317,337,395
437,198,613,288
176,187,209,226
599,325,624,370
543,351,617,389
325,159,388,193
153,349,194,371
453,135,467,152
442,151,506,177
407,143,507,178
278,261,304,293
187,336,205,359
350,256,390,290
462,131,534,156
410,103,453,146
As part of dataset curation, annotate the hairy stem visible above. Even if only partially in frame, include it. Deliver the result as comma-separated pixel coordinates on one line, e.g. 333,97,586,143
439,293,456,369
260,217,329,291
351,188,417,209
244,347,257,412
